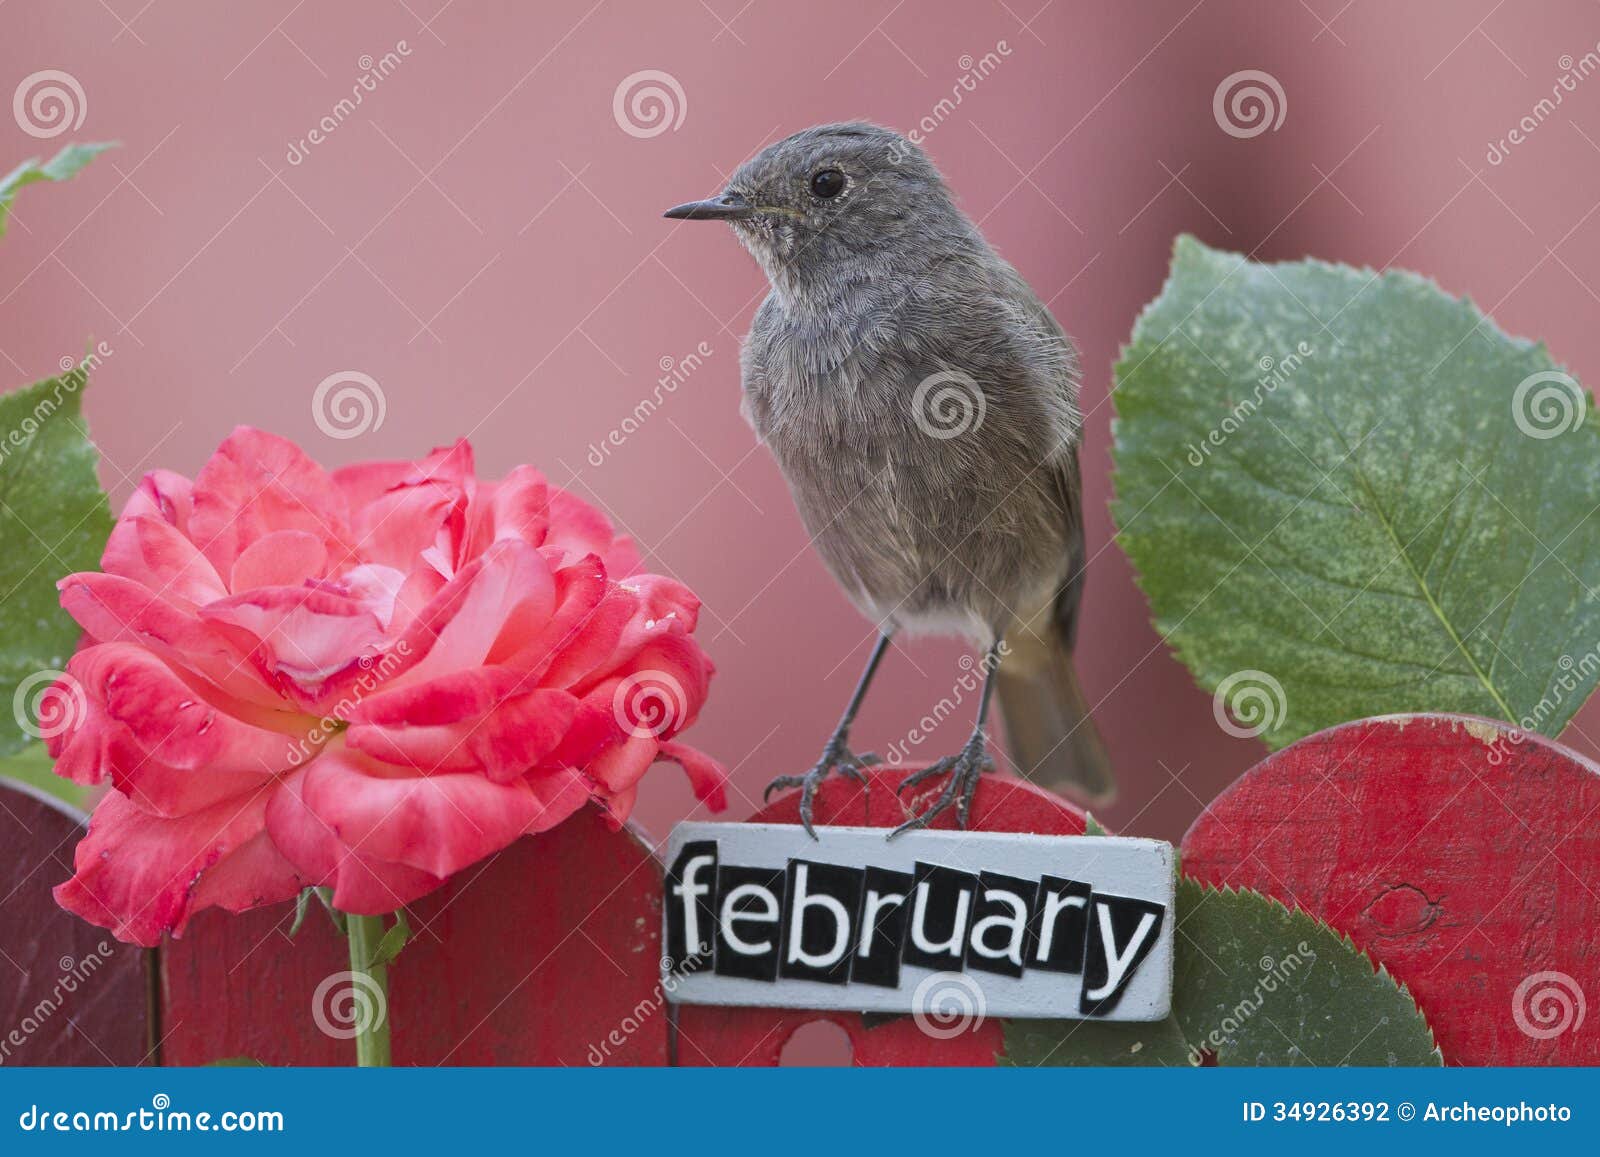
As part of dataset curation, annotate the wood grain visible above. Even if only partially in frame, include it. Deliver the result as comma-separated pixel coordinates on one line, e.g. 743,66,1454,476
0,777,151,1066
159,805,666,1065
1181,713,1600,1065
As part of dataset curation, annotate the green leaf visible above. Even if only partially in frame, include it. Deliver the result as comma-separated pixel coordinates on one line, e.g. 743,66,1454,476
1113,235,1600,747
0,142,116,238
0,365,114,756
314,887,347,936
1082,811,1108,836
0,741,87,810
1000,1015,1194,1067
288,888,315,938
365,910,411,970
207,1057,265,1066
1173,879,1440,1066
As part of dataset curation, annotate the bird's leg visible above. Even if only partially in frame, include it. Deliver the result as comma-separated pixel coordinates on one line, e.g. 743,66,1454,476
764,632,894,839
891,640,1003,838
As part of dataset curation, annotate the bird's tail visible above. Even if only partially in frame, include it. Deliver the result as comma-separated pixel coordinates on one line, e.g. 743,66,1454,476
994,616,1116,806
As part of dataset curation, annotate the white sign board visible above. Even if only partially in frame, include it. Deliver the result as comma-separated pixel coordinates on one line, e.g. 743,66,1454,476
662,823,1175,1021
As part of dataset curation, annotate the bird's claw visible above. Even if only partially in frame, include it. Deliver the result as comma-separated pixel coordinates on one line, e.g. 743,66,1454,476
890,734,993,839
764,733,877,839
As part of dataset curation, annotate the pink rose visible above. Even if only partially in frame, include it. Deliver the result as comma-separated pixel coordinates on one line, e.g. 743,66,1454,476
51,428,724,946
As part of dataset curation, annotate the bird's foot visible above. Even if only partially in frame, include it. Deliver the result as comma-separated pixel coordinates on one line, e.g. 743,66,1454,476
890,731,994,839
764,731,880,839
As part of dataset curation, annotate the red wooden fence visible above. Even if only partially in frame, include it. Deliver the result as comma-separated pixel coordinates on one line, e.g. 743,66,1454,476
1183,714,1600,1066
0,782,150,1066
160,807,666,1066
2,712,1595,1066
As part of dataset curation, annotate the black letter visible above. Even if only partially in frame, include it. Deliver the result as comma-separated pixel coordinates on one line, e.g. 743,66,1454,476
665,840,717,973
1080,893,1165,1016
965,871,1039,978
779,860,864,984
1030,876,1091,973
850,867,914,988
903,862,978,970
713,865,785,981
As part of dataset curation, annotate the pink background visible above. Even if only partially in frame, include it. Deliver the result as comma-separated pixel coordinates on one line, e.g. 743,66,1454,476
5,0,1600,848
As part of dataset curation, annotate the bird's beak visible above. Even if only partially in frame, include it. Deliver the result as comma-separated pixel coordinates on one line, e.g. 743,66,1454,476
663,191,756,221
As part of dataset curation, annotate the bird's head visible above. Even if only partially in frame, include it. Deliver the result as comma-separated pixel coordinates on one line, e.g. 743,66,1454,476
664,122,960,299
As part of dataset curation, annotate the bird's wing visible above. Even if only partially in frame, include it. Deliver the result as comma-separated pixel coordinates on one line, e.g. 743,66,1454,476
990,270,1114,801
999,271,1087,640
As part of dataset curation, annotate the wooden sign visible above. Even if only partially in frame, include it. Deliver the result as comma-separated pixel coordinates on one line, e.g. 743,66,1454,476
662,822,1175,1021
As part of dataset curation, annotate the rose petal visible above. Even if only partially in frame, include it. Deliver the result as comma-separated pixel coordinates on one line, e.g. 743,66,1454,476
522,766,595,832
202,585,388,691
65,642,306,815
543,488,632,574
187,427,353,576
347,671,578,783
657,740,729,811
121,468,193,532
464,465,549,558
230,529,329,591
285,748,545,880
507,563,634,687
386,540,556,690
53,783,298,947
346,479,461,573
264,769,446,913
101,515,228,606
52,428,724,936
58,572,278,706
586,732,660,796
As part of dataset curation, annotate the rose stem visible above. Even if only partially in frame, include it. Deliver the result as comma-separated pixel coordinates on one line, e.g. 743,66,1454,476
346,912,392,1067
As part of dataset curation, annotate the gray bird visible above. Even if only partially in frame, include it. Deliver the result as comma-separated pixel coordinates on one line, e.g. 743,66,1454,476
665,122,1113,837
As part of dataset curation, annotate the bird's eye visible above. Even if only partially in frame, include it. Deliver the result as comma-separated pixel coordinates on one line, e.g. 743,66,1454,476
809,169,846,199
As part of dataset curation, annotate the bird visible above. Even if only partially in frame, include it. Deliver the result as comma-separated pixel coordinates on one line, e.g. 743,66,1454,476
664,122,1113,838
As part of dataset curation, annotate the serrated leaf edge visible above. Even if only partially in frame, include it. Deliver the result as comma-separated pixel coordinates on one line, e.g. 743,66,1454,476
1179,877,1444,1064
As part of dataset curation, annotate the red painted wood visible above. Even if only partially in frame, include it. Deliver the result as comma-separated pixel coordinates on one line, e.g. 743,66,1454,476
673,767,1090,1066
1181,714,1600,1066
0,778,151,1066
159,805,666,1065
